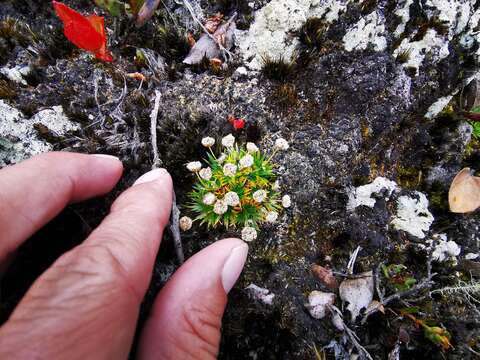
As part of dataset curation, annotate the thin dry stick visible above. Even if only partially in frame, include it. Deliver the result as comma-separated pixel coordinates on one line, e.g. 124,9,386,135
329,305,374,360
150,90,184,264
150,90,162,168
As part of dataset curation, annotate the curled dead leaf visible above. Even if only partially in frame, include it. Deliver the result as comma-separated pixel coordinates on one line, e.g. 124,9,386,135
311,264,338,290
205,13,223,33
448,168,480,213
187,32,196,47
126,72,146,82
183,13,236,65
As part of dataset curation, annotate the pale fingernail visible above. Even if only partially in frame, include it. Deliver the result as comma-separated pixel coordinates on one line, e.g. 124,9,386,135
134,168,169,186
221,242,248,293
91,154,120,161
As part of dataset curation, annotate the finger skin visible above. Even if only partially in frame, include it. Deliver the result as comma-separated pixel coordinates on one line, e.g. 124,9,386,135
139,238,248,360
0,170,173,360
0,152,123,262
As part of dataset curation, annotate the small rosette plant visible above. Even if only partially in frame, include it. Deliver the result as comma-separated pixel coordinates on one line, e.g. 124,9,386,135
181,134,291,242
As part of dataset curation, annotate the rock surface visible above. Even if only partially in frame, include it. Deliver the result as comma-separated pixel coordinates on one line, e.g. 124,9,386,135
1,0,480,358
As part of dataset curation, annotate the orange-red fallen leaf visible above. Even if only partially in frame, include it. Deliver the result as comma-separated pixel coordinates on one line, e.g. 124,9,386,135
52,1,113,62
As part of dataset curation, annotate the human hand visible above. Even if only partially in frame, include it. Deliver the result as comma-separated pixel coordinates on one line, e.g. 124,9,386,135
0,152,248,359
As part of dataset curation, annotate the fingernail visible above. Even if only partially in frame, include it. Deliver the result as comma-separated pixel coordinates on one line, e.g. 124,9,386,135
91,154,120,161
134,168,169,186
221,242,248,293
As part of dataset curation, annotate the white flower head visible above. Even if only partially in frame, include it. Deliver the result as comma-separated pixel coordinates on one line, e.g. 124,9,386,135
272,180,281,192
241,226,258,242
203,192,216,205
246,142,259,153
213,200,228,215
253,189,267,203
265,211,278,223
217,153,227,164
223,163,237,177
275,138,289,151
239,154,254,169
282,194,291,208
224,191,240,206
201,137,215,147
179,216,193,231
186,161,202,172
199,167,212,180
221,134,235,148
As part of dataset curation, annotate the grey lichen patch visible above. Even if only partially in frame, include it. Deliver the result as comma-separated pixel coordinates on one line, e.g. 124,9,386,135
392,0,479,75
0,101,79,166
342,10,387,52
236,0,350,69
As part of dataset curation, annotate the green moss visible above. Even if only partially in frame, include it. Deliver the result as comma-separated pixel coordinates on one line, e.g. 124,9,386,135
396,48,411,64
156,24,191,62
396,166,422,188
464,138,480,158
270,83,298,110
298,17,326,49
0,79,16,99
0,17,34,48
261,55,296,83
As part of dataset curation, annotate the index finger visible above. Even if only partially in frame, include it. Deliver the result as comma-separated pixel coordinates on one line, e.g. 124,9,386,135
0,152,123,262
0,169,173,359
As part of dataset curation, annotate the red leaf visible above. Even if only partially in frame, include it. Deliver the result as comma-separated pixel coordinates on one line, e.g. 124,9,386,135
228,115,245,130
52,1,113,62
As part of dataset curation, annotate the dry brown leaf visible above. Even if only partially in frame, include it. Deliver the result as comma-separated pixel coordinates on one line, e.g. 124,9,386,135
311,264,338,290
126,72,146,82
187,32,196,47
448,168,480,213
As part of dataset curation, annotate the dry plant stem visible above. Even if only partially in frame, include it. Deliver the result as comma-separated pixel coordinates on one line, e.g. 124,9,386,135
150,90,184,264
374,262,385,303
330,306,373,360
150,90,162,168
361,275,436,325
347,246,361,274
332,272,372,279
169,192,184,264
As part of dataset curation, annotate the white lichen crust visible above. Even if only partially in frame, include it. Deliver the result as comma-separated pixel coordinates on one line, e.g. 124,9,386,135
391,192,434,239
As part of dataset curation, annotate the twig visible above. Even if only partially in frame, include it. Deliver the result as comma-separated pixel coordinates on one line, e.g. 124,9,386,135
150,90,162,169
374,262,385,304
330,306,373,360
169,192,184,264
347,246,361,274
388,342,401,360
149,90,184,264
382,275,436,305
332,272,372,279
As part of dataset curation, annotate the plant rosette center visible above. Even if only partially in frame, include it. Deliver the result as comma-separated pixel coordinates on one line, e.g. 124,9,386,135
179,134,291,242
